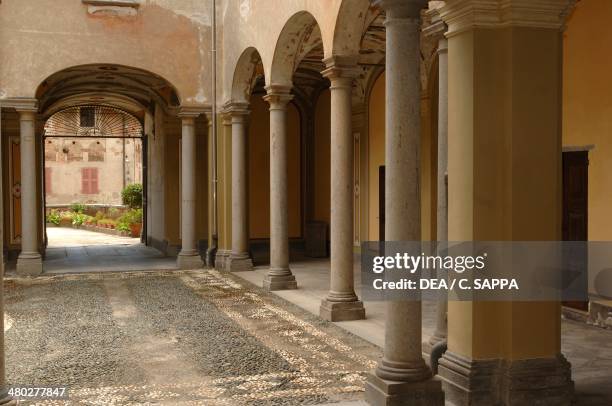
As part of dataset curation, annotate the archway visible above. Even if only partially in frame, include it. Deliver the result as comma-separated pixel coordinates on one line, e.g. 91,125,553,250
4,64,184,273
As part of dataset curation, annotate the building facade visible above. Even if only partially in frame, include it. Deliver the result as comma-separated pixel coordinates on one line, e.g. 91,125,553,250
1,0,610,405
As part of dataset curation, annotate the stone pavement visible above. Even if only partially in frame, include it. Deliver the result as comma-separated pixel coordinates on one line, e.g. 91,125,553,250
235,261,612,406
4,270,381,405
41,227,176,274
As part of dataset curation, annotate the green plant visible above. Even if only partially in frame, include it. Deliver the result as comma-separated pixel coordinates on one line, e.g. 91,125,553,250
46,210,61,225
72,213,86,226
118,208,143,226
70,203,86,213
117,222,131,233
60,211,74,222
94,211,105,223
121,183,143,209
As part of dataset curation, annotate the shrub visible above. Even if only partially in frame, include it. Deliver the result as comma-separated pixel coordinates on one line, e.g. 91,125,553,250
117,222,131,233
70,203,86,213
46,210,61,225
72,213,86,226
121,184,143,209
60,211,74,222
118,208,143,226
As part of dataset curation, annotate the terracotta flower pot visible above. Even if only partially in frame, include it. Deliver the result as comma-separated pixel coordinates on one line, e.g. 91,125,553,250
130,223,142,238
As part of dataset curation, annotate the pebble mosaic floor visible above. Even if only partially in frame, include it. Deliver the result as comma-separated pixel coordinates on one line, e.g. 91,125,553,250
4,270,381,405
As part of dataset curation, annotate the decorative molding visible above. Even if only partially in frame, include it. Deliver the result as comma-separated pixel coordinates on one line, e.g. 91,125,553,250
440,0,576,37
322,56,361,81
562,144,595,152
0,98,38,112
177,105,211,118
82,0,140,17
82,0,140,7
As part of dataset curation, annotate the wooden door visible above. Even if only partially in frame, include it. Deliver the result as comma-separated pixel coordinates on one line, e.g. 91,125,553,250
379,165,385,241
562,151,589,311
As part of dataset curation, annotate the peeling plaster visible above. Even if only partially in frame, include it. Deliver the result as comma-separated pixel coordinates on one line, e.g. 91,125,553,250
239,0,251,20
0,90,7,99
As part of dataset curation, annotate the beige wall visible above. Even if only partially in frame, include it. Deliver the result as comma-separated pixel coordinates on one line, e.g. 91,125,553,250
248,95,302,239
563,0,612,241
45,138,142,206
0,0,212,103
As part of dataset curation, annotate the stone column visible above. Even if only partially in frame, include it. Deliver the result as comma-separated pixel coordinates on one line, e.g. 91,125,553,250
423,13,449,358
16,106,43,276
0,104,18,406
177,111,204,269
319,57,365,321
365,0,444,405
262,85,297,290
226,103,253,271
205,112,217,267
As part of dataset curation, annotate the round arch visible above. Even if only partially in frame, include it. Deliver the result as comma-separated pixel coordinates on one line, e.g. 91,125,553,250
231,47,265,103
269,11,325,86
35,64,182,115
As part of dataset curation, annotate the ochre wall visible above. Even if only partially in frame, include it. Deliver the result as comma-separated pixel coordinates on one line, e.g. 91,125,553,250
563,0,612,241
368,73,386,241
313,89,331,225
367,71,437,241
248,95,302,239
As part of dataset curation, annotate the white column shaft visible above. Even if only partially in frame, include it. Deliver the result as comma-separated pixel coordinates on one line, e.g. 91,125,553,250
231,114,248,256
181,117,197,254
20,112,38,255
378,5,431,382
269,104,290,274
329,76,357,300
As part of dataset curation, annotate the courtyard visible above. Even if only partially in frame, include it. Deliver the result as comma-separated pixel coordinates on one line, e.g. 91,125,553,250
3,260,612,405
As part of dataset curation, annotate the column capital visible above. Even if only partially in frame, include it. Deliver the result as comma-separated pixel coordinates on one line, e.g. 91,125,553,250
440,0,577,38
222,101,250,119
263,85,293,109
178,105,210,119
423,6,448,39
0,97,38,113
322,56,361,85
372,0,428,19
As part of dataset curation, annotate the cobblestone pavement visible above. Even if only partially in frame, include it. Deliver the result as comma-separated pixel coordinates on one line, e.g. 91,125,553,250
4,270,380,405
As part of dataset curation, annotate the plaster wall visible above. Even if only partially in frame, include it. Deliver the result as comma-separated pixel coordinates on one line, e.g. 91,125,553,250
248,95,302,240
0,0,212,104
563,0,612,242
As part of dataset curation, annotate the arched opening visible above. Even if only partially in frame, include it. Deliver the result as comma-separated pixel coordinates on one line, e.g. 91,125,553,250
42,105,145,259
0,64,185,273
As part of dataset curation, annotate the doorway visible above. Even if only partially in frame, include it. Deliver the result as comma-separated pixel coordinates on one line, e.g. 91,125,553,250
562,150,589,311
41,105,163,273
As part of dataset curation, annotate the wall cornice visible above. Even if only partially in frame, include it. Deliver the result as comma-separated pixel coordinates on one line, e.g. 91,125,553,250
0,98,38,112
440,0,576,37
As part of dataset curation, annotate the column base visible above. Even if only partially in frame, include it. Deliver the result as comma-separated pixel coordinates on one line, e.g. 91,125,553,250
16,252,42,276
365,373,444,406
263,271,297,291
214,249,230,271
438,351,573,406
226,254,253,272
422,333,446,364
177,251,204,269
319,299,365,322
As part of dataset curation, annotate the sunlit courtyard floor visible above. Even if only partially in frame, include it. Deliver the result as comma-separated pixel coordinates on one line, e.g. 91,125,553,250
4,270,380,405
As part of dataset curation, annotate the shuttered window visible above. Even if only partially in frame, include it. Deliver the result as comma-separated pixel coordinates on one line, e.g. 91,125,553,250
81,168,99,194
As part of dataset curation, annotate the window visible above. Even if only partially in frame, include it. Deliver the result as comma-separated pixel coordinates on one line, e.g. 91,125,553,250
80,107,95,128
81,168,99,194
45,167,52,195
